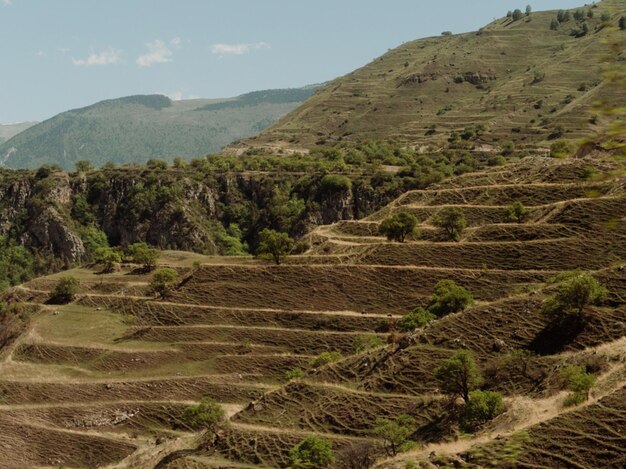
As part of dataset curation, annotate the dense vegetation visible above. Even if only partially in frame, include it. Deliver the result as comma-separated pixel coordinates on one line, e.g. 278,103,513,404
0,144,498,292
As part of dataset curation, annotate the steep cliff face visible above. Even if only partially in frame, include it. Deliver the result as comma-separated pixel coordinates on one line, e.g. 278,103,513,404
0,167,397,262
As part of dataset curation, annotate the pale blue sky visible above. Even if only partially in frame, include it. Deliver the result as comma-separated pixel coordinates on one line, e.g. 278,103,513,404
0,0,584,123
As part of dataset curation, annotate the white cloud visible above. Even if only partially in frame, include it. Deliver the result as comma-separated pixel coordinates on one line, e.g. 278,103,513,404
36,50,45,57
210,42,269,57
72,48,121,66
136,37,181,67
1,0,12,6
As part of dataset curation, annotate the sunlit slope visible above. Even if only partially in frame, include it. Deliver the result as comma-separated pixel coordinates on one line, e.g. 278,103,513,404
236,0,626,153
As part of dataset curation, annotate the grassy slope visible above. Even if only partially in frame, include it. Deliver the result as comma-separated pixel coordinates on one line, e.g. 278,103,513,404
0,88,317,169
236,0,626,152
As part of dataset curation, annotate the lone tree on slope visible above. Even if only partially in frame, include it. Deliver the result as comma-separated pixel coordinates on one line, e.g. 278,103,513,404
434,349,482,404
542,273,608,320
433,207,467,241
257,228,294,265
379,211,419,242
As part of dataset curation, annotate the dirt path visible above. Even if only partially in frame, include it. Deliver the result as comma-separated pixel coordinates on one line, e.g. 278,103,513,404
374,337,626,468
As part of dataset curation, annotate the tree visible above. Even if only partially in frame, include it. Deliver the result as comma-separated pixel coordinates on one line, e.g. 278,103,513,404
379,211,419,243
257,228,293,265
427,280,474,317
525,5,532,16
75,160,93,173
542,273,608,320
550,18,560,30
506,11,512,19
557,10,571,23
507,201,529,223
461,390,504,431
397,307,436,332
433,207,466,241
127,242,158,271
434,350,482,403
512,9,524,21
93,247,122,273
50,276,80,304
620,16,626,30
573,9,585,21
601,13,611,23
373,414,416,456
181,397,225,431
288,436,335,469
150,268,179,298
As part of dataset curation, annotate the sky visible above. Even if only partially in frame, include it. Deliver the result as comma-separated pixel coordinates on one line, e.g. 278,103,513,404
0,0,584,123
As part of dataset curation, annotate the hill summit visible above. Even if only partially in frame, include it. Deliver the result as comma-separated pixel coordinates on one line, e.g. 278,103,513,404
233,0,626,153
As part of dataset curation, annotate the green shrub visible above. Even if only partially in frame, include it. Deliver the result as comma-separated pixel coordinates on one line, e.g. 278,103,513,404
50,276,80,304
93,247,122,273
181,397,225,431
309,351,342,368
353,334,384,353
379,211,419,242
257,229,293,265
427,280,474,317
127,242,159,271
542,273,608,320
0,237,35,291
149,268,179,298
550,141,573,158
396,308,436,332
433,207,466,241
561,365,596,404
461,390,504,431
507,201,529,223
374,414,417,456
435,350,482,403
564,391,587,407
285,367,305,380
512,9,523,21
288,436,335,469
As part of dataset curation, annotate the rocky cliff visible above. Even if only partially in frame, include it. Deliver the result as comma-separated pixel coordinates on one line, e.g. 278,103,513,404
0,166,398,263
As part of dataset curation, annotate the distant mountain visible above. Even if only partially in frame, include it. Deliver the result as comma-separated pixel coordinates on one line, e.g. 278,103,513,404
234,0,626,152
0,87,318,169
0,122,37,144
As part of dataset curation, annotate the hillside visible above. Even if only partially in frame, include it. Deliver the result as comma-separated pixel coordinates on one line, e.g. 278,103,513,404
0,150,624,467
0,87,317,170
232,0,626,153
0,122,37,144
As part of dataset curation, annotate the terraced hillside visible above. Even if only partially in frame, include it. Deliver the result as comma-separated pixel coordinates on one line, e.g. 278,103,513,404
0,154,624,468
233,0,626,153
